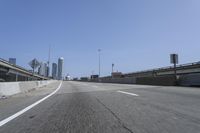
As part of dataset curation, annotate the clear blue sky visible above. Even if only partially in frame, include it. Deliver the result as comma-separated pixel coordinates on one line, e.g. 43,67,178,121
0,0,200,78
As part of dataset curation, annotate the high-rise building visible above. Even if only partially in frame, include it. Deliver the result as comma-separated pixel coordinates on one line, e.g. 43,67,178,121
58,57,64,80
52,63,57,79
38,62,48,77
46,66,49,77
9,58,16,65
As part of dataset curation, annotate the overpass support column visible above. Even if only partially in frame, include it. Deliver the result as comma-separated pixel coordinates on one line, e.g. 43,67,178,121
15,72,18,82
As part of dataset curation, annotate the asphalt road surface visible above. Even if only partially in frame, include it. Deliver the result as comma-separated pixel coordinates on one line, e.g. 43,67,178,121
1,81,200,133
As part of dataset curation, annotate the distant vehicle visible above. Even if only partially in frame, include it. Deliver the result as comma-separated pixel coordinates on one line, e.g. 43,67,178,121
73,78,78,81
91,75,99,79
80,77,89,81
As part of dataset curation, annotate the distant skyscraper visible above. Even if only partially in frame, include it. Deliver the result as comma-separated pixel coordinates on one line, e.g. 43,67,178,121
46,66,49,77
52,63,57,79
46,66,50,77
38,62,48,77
58,57,64,80
9,58,16,65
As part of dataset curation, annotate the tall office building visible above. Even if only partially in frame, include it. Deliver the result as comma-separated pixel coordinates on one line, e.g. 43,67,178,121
9,58,16,65
45,66,49,77
58,57,64,80
46,66,50,77
38,62,48,77
52,63,57,79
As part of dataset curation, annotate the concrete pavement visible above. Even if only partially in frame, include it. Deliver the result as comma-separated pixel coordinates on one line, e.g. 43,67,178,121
0,81,200,133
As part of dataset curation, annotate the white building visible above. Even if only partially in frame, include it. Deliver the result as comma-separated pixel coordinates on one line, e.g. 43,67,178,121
52,63,57,79
38,62,48,77
58,57,64,80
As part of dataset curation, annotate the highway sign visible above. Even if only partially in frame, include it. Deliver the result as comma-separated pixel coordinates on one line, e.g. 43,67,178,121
170,54,178,64
29,58,40,70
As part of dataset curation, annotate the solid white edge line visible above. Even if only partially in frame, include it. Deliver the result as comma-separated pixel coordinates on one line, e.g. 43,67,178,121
0,81,63,127
117,90,139,96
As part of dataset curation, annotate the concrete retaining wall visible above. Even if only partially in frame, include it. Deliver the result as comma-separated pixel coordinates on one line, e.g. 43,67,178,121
0,82,21,96
136,75,176,86
90,73,200,86
0,80,57,96
101,77,136,84
89,75,176,86
178,73,200,86
89,73,200,86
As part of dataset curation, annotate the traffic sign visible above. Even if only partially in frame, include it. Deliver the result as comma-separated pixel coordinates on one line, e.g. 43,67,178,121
170,54,178,64
29,58,40,70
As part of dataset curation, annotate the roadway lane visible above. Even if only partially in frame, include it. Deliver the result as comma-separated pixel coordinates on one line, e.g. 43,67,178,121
0,81,61,122
1,81,200,133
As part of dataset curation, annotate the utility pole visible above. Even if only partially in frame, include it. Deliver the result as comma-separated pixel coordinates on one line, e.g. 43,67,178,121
112,63,114,73
16,72,18,81
47,44,51,77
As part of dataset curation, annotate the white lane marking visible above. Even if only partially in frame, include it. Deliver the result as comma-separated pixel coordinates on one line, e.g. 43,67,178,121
117,90,139,96
0,82,62,127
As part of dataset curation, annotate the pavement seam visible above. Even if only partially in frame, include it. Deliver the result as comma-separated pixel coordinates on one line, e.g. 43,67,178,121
95,97,135,133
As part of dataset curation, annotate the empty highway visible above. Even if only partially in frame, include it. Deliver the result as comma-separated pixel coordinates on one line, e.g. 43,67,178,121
1,81,200,133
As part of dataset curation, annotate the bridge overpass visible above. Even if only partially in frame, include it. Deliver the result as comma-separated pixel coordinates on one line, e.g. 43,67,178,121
0,58,49,82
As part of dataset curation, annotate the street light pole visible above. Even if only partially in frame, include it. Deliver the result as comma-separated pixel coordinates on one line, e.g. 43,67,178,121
98,49,101,77
47,44,51,77
112,63,114,73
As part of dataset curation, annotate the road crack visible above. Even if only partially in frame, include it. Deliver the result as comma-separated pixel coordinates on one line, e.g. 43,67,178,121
95,97,134,133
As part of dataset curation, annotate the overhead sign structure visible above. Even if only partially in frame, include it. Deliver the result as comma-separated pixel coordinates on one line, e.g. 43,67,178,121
29,58,40,73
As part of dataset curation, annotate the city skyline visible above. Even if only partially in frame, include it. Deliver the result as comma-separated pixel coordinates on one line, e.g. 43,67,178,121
1,0,200,77
1,1,200,132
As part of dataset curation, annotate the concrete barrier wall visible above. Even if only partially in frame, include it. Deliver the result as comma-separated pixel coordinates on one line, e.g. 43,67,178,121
136,76,176,86
0,80,57,96
88,73,200,86
90,76,176,86
178,73,200,86
0,82,21,96
101,77,136,84
90,77,136,84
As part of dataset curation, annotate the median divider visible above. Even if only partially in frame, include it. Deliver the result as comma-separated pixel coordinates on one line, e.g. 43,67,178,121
89,75,176,86
0,80,58,97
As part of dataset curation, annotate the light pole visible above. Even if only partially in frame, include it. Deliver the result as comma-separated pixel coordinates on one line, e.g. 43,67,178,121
112,63,114,73
47,44,51,77
98,49,101,77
